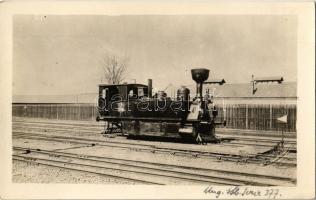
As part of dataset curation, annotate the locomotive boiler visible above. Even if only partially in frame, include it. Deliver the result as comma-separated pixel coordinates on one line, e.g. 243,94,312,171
96,68,226,143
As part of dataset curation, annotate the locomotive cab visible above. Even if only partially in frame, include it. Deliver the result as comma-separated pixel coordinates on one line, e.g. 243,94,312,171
97,83,148,118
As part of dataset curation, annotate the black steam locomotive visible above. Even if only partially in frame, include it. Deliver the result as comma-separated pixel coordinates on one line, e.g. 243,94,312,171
96,68,226,143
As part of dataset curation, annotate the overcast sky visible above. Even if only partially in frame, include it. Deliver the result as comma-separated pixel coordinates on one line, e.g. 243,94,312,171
13,15,297,95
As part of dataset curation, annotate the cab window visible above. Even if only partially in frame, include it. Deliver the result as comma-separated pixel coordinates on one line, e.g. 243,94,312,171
138,87,144,97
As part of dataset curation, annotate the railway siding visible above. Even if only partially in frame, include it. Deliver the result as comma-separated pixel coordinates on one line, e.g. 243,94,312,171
12,118,297,185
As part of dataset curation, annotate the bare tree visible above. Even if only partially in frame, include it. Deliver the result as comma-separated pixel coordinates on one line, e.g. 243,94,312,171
101,54,128,84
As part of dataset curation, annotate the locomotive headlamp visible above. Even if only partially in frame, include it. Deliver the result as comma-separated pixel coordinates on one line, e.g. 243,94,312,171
117,102,125,112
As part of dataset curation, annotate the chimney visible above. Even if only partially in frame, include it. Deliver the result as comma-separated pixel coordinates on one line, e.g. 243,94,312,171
191,68,210,99
148,79,152,98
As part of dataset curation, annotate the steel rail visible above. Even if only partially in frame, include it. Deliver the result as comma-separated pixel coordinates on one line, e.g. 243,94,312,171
13,130,296,152
13,122,297,145
13,146,295,186
13,128,296,152
13,156,162,185
14,121,296,142
13,131,296,167
219,135,297,144
13,133,296,164
13,127,296,150
13,120,105,127
13,154,230,185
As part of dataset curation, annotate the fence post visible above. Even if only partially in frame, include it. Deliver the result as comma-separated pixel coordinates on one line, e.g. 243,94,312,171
78,104,80,121
92,105,94,121
269,104,273,130
56,104,58,120
245,104,248,129
50,104,52,119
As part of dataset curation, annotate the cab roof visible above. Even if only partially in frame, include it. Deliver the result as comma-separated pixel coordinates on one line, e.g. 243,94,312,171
98,83,148,87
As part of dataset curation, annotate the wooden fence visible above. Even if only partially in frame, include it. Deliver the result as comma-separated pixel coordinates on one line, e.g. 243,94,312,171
12,104,97,121
216,104,296,132
12,103,296,132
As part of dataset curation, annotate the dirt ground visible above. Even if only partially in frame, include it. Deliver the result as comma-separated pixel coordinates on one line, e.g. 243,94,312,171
13,160,135,184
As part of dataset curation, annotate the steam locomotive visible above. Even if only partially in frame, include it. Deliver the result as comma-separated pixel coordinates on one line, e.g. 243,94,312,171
96,68,226,143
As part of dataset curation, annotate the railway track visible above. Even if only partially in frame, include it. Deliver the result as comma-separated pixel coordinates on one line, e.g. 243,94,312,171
13,121,297,149
13,127,296,155
13,146,296,186
13,120,104,130
218,134,296,146
217,128,296,139
13,130,297,167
